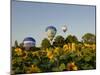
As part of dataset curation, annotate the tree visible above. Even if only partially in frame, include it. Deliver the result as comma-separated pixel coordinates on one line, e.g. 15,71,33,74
82,33,96,44
14,40,19,48
65,35,78,43
53,35,65,47
19,42,24,49
41,38,51,49
72,36,78,43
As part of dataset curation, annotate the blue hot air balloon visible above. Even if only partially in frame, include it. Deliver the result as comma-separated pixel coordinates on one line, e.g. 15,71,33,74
23,37,36,50
45,26,57,41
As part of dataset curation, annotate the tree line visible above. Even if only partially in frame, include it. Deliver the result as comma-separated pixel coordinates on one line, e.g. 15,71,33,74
13,33,96,50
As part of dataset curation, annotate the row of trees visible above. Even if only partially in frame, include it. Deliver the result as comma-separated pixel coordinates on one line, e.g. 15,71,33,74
41,33,96,49
14,33,96,50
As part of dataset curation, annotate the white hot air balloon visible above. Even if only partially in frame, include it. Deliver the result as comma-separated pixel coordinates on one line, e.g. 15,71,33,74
62,25,67,33
45,26,57,41
23,37,36,50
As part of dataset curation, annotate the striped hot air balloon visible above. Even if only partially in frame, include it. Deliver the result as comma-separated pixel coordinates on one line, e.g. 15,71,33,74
23,37,36,50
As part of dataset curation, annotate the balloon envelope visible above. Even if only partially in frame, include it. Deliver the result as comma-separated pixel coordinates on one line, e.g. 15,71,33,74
45,26,57,41
23,37,36,49
62,25,67,32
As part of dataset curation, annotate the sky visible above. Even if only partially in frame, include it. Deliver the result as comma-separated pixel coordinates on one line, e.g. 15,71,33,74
12,0,96,47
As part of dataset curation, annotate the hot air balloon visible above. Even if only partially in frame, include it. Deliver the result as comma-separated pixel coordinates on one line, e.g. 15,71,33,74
45,26,57,41
62,25,67,33
23,37,36,50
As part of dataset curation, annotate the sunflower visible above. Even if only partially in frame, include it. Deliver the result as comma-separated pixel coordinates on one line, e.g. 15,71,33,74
14,48,23,56
28,64,41,73
66,61,78,71
47,50,54,59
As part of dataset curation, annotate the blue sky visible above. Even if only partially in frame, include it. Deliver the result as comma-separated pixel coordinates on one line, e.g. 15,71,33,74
12,1,96,46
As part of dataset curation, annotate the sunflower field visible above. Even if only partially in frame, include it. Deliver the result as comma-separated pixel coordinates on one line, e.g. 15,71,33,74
11,42,96,74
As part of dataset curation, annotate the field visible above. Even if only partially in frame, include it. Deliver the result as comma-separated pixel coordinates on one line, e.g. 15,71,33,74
11,40,96,74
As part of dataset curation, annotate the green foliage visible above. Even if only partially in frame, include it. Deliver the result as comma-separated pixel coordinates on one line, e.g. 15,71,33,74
30,47,40,51
82,33,96,44
41,38,51,49
19,43,24,49
59,63,66,71
14,40,19,48
12,45,96,74
65,35,78,43
53,35,65,47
